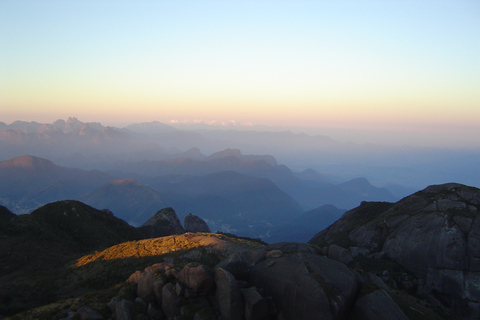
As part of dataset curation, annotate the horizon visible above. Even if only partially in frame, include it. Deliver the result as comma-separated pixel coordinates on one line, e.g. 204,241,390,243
1,1,480,148
1,116,480,149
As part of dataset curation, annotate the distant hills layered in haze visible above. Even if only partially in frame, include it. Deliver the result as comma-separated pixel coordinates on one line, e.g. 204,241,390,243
1,117,479,192
0,153,392,241
1,117,479,241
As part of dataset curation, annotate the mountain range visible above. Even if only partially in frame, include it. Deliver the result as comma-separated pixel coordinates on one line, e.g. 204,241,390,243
2,117,479,193
0,153,395,241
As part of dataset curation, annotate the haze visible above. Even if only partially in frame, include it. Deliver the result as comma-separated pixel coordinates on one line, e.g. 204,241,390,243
1,1,479,147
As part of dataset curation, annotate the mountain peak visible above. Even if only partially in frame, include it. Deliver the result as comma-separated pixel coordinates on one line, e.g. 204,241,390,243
0,155,56,171
140,207,185,238
63,117,85,133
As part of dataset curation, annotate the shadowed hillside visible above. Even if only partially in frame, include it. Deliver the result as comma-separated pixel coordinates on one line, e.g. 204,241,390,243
0,200,143,315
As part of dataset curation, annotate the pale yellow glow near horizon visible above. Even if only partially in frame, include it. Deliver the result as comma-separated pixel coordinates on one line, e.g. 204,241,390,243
1,1,479,147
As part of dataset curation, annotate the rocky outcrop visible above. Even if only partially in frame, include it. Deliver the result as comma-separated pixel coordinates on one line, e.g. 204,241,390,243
60,239,425,320
139,207,185,238
177,262,214,294
184,213,211,233
249,252,358,320
310,183,480,319
11,229,453,320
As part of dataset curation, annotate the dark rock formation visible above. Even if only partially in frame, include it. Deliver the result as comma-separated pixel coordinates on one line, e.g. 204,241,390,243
216,249,267,280
184,213,211,233
162,283,180,319
139,207,185,238
19,230,452,320
310,183,480,319
241,286,269,320
327,244,353,265
177,262,214,294
249,252,358,320
215,267,243,320
136,268,155,298
348,288,409,320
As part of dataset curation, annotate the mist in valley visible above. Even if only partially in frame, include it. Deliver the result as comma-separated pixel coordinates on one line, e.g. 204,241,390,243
1,117,478,242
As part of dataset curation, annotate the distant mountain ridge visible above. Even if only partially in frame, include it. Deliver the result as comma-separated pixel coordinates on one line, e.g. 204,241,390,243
79,178,167,226
2,117,478,195
0,155,113,214
0,153,398,239
0,154,57,171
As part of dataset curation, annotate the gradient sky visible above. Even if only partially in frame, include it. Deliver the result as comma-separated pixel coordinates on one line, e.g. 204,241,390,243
1,1,479,146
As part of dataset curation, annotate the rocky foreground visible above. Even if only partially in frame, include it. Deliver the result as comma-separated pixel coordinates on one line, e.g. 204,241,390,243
2,182,480,320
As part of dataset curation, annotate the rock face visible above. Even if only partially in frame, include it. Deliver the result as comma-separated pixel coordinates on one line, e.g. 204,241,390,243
112,242,367,320
184,213,211,233
215,268,244,320
177,262,214,293
139,207,185,238
348,288,409,320
12,229,453,320
310,183,480,319
249,252,358,320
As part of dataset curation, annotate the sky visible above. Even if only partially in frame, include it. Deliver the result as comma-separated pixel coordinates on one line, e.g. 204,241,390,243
1,1,479,147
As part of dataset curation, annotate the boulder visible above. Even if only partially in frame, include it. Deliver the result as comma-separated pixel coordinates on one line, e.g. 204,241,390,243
347,289,409,320
249,252,358,320
152,261,174,273
127,271,142,284
184,213,211,233
241,286,269,320
137,270,155,298
140,207,185,238
152,278,166,306
327,244,353,265
215,267,243,320
162,283,180,320
115,299,135,320
216,249,267,280
177,262,214,294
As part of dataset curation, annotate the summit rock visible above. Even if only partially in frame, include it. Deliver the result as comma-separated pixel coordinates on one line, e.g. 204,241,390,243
184,213,211,233
139,207,185,238
310,182,480,319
